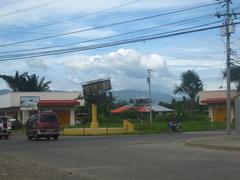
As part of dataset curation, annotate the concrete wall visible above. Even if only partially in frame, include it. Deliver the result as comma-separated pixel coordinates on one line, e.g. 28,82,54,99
0,92,81,108
0,92,82,125
0,93,12,108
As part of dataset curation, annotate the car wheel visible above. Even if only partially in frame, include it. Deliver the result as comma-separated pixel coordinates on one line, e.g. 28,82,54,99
47,137,50,140
4,135,9,140
34,133,39,141
53,136,58,140
27,136,32,141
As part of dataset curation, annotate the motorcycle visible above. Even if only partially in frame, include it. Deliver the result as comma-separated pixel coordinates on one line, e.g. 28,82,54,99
168,121,182,133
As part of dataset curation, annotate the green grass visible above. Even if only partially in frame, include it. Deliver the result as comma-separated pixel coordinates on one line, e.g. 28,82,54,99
24,117,227,135
62,120,227,134
181,121,226,132
132,120,226,134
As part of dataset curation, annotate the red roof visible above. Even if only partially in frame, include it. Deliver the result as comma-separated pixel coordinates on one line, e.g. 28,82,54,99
38,100,79,107
201,98,233,104
111,105,131,113
137,106,150,112
111,105,150,113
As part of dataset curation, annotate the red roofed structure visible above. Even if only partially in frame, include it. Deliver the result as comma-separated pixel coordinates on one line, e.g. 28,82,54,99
111,104,173,114
199,90,239,122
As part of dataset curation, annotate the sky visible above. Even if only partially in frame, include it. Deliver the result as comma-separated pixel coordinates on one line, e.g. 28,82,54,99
0,0,239,95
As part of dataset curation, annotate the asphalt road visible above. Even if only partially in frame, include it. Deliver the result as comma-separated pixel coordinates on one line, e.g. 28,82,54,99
1,132,240,180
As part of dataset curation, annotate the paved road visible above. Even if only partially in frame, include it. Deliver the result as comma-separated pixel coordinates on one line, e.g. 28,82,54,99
1,132,240,180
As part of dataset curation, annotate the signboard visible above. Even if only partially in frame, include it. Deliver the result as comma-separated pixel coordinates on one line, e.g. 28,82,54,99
20,96,40,110
82,78,111,96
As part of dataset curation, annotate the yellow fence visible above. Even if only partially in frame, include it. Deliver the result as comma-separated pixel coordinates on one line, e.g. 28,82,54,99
63,120,134,136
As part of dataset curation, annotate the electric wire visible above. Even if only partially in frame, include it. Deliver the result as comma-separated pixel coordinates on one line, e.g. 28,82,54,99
0,13,219,54
0,0,26,10
0,21,239,61
0,0,64,19
0,1,224,48
18,0,141,30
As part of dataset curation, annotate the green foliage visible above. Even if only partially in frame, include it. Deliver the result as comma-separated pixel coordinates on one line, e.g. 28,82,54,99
223,65,240,90
181,121,225,131
133,120,226,133
0,71,51,92
174,70,203,103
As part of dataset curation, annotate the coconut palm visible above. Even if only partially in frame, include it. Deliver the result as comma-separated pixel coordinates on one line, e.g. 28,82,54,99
24,74,52,92
223,65,240,90
0,71,28,92
174,70,203,104
0,71,51,92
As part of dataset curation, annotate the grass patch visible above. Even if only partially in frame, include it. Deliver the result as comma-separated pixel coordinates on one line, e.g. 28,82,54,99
132,120,226,134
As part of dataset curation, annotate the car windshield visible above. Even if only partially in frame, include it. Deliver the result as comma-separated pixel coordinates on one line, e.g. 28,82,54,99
40,114,57,122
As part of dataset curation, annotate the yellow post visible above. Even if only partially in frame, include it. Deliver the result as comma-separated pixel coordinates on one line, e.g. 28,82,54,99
91,103,99,128
123,120,134,132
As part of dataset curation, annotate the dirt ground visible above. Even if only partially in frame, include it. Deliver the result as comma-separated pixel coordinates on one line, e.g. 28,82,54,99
0,153,94,180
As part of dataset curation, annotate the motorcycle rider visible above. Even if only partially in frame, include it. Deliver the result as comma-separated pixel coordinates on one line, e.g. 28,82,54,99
168,113,182,132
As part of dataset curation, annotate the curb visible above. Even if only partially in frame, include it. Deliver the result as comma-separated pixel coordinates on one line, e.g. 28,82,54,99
184,141,240,152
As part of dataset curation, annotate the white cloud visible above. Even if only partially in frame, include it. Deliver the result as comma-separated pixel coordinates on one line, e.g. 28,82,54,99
49,48,174,91
26,59,49,69
63,48,172,78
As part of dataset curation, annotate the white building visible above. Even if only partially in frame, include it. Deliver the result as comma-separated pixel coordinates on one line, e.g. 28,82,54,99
0,91,82,125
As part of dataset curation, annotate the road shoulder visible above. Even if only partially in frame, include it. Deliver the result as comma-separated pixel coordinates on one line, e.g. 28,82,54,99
0,152,94,180
184,135,240,152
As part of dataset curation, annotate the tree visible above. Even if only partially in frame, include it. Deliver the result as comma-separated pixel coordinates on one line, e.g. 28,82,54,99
0,71,27,91
223,65,240,90
0,71,51,92
23,74,52,92
174,70,203,105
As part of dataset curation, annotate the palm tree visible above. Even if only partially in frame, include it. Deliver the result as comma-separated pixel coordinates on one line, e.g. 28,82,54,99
174,70,203,105
0,71,28,92
0,71,51,92
223,65,240,90
24,74,52,92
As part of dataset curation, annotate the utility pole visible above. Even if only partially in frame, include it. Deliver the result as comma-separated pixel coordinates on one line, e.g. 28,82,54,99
225,0,231,135
147,69,152,124
216,0,239,134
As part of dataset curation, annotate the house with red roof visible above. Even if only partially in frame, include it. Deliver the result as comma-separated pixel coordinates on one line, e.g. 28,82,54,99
0,92,82,125
199,90,240,122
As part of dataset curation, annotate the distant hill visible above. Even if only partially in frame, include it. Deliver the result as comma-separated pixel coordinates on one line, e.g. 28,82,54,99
112,89,173,104
0,89,11,95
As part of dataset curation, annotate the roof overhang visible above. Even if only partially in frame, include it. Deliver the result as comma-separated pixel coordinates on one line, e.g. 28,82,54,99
38,100,79,107
201,98,233,104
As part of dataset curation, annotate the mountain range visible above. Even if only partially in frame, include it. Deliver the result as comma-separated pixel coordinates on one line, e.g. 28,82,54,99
0,89,173,104
0,89,11,95
112,89,173,104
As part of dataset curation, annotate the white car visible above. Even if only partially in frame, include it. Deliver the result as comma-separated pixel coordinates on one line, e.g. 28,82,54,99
0,116,10,139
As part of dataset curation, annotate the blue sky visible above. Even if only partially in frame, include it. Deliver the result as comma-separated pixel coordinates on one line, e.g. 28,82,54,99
0,0,239,95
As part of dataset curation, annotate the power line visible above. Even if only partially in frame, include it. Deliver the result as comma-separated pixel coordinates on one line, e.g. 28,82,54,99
0,1,223,48
0,0,64,19
0,21,239,61
0,13,218,54
18,0,141,30
0,0,26,10
3,0,218,32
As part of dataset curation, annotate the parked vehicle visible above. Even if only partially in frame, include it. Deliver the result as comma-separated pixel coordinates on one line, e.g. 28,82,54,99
9,118,23,130
0,116,10,139
26,111,60,141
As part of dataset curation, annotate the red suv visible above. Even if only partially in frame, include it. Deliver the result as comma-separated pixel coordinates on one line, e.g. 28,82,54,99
26,111,60,140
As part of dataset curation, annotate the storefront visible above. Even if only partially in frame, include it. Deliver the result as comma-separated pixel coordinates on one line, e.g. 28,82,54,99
0,92,82,125
199,90,238,122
